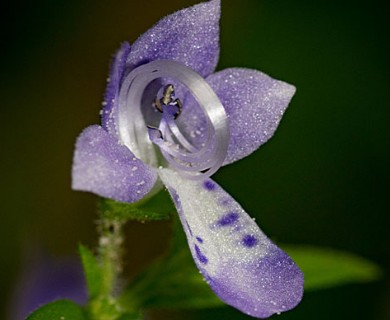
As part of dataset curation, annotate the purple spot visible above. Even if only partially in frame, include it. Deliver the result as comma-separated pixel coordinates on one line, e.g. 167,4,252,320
203,180,216,191
217,212,239,226
242,234,258,247
196,236,203,243
195,244,208,264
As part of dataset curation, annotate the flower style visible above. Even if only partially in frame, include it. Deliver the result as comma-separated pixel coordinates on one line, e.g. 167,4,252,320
72,0,303,318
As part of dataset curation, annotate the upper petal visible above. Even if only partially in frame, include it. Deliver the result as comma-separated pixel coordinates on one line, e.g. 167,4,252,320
207,68,296,165
101,42,132,138
72,125,157,203
159,168,303,318
126,0,220,77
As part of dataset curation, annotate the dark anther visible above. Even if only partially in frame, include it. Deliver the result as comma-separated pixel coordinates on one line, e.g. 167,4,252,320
153,84,183,119
153,97,164,113
174,99,183,119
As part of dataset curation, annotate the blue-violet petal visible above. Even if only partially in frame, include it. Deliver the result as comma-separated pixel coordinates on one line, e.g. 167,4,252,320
72,125,157,203
126,0,220,78
159,168,303,318
101,42,131,138
207,68,296,165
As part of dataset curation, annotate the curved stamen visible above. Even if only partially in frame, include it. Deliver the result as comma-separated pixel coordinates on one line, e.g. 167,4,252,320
117,60,229,179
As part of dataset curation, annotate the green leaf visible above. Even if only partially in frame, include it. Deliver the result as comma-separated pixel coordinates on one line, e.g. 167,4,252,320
26,300,87,320
119,217,223,310
79,244,102,299
99,189,174,222
282,245,382,291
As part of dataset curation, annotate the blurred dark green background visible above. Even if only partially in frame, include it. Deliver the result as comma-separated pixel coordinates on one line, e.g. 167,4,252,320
1,0,388,319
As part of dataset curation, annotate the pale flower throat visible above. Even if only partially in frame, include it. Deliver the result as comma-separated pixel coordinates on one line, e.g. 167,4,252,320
118,60,229,179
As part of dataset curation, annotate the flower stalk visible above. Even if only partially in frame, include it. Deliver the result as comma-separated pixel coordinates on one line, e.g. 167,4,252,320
98,218,124,297
89,216,125,320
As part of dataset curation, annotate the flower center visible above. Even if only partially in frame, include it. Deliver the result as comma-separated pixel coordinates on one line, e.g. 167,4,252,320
117,60,229,179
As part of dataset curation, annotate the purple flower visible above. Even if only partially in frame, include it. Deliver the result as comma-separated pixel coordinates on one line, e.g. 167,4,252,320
8,252,86,320
72,0,303,318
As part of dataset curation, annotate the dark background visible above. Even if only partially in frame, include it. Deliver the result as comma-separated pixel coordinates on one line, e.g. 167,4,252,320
1,0,389,319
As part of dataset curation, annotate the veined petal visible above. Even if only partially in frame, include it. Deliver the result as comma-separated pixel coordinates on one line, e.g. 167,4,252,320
72,125,157,203
101,42,131,137
207,68,296,165
159,168,303,318
127,0,220,77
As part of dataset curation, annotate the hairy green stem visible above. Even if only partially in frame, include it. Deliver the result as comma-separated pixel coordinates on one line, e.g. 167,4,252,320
89,217,125,320
99,219,124,295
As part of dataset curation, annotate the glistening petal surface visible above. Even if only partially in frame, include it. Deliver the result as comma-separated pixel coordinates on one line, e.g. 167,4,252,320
72,125,157,203
208,68,296,165
159,168,304,318
101,42,131,137
126,0,220,77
